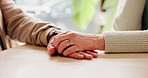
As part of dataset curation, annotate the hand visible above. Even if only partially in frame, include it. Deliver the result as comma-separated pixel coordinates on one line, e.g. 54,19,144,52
51,31,105,56
47,32,99,60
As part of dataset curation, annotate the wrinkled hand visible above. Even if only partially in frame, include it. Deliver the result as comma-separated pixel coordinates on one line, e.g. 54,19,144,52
47,33,98,60
47,31,105,59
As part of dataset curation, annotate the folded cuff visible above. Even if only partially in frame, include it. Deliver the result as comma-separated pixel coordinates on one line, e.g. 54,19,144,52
40,28,55,46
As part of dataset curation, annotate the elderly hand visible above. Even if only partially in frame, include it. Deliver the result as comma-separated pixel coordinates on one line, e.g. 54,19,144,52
48,31,105,59
47,31,100,60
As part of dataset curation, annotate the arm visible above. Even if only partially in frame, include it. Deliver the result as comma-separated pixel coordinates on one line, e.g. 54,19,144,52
0,0,59,46
113,0,146,31
103,0,148,52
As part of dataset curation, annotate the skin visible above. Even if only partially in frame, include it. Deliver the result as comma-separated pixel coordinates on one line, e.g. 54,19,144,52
47,31,105,60
47,35,98,59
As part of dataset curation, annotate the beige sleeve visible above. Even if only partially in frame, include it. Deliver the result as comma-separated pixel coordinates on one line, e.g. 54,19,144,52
0,0,59,46
104,0,148,52
113,0,146,31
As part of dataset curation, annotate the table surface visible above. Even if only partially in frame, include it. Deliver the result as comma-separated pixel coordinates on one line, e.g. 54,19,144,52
0,45,148,78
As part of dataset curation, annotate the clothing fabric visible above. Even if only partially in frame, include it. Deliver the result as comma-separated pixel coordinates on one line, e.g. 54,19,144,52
142,0,148,30
104,0,148,52
0,0,58,50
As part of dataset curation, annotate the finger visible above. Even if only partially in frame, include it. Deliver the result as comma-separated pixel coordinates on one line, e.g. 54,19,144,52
47,35,57,55
57,40,71,54
63,46,82,56
48,44,56,55
78,52,93,60
53,32,77,49
85,51,98,58
68,52,84,59
48,31,70,55
52,31,70,47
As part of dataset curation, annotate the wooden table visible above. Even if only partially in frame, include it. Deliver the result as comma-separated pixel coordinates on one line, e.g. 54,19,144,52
0,45,148,78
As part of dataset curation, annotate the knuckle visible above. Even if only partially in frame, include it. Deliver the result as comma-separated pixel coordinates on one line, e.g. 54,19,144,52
68,32,77,36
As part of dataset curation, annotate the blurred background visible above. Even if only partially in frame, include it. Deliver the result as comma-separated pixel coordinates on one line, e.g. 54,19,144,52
15,0,118,34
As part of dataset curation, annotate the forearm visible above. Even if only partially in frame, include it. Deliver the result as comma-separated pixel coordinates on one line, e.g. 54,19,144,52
1,0,59,46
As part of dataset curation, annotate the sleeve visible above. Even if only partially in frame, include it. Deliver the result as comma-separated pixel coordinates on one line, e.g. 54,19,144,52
103,0,148,52
104,30,148,52
113,0,146,31
0,0,60,46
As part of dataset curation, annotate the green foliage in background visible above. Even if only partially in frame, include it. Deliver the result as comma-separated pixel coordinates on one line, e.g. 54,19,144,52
72,0,99,30
73,0,118,33
103,0,118,31
98,0,118,34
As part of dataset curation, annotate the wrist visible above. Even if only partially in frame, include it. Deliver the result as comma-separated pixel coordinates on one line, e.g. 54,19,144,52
47,29,62,42
95,34,105,50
